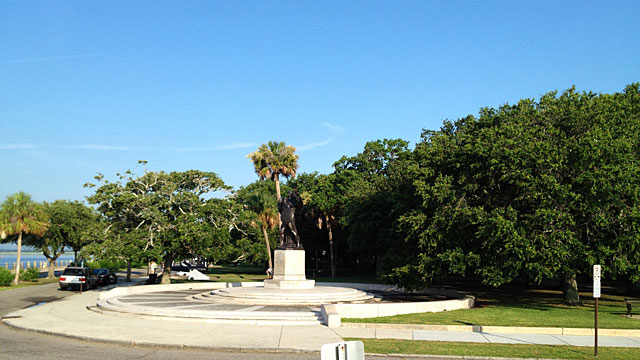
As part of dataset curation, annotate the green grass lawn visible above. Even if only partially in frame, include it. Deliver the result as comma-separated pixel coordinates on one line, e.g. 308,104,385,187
344,285,640,329
203,263,267,282
201,264,386,283
351,338,640,360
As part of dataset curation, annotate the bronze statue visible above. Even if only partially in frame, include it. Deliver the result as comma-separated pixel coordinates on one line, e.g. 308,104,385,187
278,191,302,249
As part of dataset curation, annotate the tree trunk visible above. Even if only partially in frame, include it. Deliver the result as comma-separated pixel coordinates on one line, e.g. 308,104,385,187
126,259,132,282
327,215,336,278
262,225,273,270
274,175,282,229
161,254,174,284
47,258,56,279
13,232,23,285
562,272,581,305
274,175,281,201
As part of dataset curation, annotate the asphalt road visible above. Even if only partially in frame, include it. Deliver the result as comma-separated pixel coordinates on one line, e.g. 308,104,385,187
0,279,436,359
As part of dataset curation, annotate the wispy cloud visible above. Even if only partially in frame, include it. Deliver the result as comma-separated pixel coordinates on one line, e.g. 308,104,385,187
321,122,345,134
0,52,106,65
296,139,332,152
212,142,257,150
0,144,38,150
0,143,256,152
164,143,256,152
295,122,346,152
71,144,133,151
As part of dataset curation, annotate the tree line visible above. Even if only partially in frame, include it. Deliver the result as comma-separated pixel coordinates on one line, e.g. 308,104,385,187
2,84,639,305
296,84,640,305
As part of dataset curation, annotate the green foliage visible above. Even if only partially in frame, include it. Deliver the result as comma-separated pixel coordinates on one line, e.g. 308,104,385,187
334,139,418,275
85,165,255,283
237,182,279,267
247,141,299,206
0,192,49,285
0,192,49,241
0,267,12,286
44,200,99,258
247,141,299,184
86,259,126,273
387,84,640,291
19,267,40,282
23,200,98,277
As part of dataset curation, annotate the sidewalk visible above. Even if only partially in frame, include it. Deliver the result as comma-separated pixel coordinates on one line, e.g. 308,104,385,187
334,325,640,348
2,282,640,353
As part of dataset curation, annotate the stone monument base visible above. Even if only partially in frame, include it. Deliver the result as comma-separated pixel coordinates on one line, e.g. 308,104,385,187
263,249,315,289
263,279,315,289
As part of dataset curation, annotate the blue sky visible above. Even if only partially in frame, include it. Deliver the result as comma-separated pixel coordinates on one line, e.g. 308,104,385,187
1,1,639,202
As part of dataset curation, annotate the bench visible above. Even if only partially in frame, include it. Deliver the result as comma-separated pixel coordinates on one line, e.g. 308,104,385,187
625,299,640,316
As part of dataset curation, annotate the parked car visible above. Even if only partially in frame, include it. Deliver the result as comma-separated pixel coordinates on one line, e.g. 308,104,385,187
93,268,118,286
59,267,98,291
170,261,207,272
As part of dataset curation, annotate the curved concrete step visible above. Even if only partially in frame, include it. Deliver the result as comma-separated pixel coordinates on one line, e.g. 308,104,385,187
191,286,376,305
194,294,373,305
95,298,324,325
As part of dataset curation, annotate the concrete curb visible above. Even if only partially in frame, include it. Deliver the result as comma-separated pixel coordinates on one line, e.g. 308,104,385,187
341,322,640,337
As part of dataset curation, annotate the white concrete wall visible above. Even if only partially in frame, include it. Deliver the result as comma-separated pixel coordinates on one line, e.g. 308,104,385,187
326,295,475,319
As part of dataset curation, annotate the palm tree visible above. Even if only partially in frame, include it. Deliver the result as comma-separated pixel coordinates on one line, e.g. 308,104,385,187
247,141,299,202
246,192,278,270
0,192,49,285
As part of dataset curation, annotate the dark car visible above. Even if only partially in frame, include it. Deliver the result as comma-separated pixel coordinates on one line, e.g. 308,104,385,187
59,267,98,291
93,268,118,286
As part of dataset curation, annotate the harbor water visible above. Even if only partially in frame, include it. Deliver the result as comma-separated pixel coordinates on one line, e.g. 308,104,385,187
0,253,75,270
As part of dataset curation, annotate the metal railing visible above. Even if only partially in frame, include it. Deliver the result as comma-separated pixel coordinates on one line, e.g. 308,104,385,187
2,259,72,272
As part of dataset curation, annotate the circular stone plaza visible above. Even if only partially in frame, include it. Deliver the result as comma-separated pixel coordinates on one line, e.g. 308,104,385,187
93,250,474,328
93,280,474,327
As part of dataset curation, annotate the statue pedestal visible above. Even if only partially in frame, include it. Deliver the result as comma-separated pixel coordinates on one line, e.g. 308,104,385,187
264,249,315,289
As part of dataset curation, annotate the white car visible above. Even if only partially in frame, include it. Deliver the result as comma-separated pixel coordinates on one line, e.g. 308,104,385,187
59,267,98,291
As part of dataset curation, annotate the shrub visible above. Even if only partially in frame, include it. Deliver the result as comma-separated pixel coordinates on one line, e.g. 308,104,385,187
20,267,40,282
0,267,13,286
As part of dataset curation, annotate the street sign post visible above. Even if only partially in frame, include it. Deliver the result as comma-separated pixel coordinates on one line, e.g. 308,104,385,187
321,341,364,360
593,264,601,356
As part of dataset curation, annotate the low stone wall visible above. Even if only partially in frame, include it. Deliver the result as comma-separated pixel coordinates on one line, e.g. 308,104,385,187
316,282,400,292
319,284,475,328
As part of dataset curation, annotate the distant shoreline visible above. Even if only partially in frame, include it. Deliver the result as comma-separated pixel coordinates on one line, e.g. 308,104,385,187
0,252,45,255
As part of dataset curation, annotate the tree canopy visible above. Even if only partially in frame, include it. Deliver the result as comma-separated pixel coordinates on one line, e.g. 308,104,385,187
86,166,236,283
384,84,640,303
247,141,299,201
